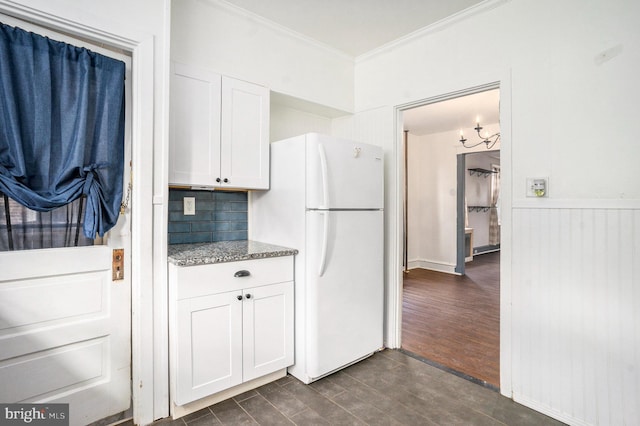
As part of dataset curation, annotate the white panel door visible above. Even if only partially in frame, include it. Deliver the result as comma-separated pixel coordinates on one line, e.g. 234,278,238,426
305,210,384,379
242,282,294,382
0,15,133,426
220,77,270,189
305,134,384,209
0,246,131,426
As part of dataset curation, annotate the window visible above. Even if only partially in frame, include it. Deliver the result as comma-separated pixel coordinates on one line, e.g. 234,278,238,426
0,22,126,251
0,194,93,251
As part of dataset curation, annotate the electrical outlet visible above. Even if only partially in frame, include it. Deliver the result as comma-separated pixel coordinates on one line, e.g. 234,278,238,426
183,197,195,215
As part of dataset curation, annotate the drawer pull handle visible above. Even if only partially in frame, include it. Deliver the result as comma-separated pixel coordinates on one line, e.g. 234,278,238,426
234,270,251,278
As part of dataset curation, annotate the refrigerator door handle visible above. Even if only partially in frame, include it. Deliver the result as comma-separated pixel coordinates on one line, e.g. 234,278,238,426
318,211,330,277
318,143,330,209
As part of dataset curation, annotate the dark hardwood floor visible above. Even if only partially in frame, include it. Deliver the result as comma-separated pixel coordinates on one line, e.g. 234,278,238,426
401,252,500,388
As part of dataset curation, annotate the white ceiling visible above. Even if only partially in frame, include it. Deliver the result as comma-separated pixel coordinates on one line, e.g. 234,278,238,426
403,89,500,136
219,0,498,135
221,0,484,57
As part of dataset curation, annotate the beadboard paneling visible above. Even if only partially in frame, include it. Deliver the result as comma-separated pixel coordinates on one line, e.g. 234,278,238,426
512,207,640,425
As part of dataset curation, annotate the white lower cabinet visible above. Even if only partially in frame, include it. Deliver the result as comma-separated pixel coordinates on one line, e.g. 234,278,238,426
242,282,293,382
175,290,243,403
169,257,294,408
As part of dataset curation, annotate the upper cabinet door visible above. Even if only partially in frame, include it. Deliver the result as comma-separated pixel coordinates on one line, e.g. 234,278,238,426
220,77,270,190
169,63,222,186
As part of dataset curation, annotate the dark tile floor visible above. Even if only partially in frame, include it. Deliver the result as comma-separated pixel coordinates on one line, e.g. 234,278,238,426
145,349,564,426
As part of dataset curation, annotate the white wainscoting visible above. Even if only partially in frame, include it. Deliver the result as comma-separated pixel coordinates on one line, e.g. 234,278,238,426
512,206,639,425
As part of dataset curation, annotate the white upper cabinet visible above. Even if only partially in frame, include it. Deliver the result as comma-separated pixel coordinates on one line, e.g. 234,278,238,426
221,77,270,189
169,63,270,189
170,63,222,186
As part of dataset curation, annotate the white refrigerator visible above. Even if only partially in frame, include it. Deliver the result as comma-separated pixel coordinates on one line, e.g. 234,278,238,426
249,133,384,384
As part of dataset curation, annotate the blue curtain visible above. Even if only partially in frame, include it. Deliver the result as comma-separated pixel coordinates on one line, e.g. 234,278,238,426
0,22,125,239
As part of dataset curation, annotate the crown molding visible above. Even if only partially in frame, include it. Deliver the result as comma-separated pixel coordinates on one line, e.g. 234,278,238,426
0,0,140,48
356,0,511,63
203,0,354,62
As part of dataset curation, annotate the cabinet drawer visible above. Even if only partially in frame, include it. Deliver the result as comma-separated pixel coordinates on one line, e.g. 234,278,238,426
171,256,293,300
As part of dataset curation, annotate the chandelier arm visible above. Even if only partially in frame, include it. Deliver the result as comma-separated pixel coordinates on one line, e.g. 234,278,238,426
460,121,501,149
484,135,500,149
461,139,490,148
476,128,501,139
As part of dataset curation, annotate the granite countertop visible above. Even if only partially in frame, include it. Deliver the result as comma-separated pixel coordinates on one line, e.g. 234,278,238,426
168,240,298,266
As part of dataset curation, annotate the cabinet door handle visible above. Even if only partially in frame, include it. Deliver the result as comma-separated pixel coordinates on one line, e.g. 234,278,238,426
236,295,243,301
234,270,251,278
245,294,251,299
223,178,229,183
216,177,221,183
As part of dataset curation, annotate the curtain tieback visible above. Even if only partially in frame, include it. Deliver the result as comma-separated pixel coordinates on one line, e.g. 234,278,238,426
81,163,106,195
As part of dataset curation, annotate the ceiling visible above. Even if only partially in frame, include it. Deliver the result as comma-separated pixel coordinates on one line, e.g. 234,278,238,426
219,0,498,136
221,0,484,57
403,89,500,136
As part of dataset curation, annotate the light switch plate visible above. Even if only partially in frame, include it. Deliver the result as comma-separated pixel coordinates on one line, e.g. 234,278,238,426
526,177,548,197
183,197,196,215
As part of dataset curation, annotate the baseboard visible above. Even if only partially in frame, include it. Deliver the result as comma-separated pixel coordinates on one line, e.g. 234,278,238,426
407,259,457,275
170,369,287,419
473,244,500,255
512,393,588,426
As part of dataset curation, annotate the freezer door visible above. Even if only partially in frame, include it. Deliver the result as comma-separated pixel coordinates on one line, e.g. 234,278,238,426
305,210,384,379
306,134,384,209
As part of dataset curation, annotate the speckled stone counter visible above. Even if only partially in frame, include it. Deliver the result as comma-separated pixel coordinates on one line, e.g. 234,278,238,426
168,240,298,266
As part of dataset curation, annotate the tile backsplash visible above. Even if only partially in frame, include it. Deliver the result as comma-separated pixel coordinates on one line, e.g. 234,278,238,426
168,189,247,245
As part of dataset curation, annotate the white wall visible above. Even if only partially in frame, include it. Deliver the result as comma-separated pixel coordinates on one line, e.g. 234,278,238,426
171,0,354,114
406,133,424,265
356,0,640,201
406,131,458,273
352,0,640,424
406,125,500,272
171,0,354,143
270,103,332,142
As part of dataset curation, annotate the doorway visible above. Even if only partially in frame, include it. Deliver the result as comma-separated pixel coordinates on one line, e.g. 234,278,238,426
400,86,501,388
0,3,161,423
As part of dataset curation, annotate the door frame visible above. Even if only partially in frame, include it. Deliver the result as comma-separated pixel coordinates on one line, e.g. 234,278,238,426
456,153,467,275
0,2,165,424
392,78,513,397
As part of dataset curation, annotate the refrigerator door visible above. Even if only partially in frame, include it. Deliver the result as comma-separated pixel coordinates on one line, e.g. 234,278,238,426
305,133,384,210
305,209,384,380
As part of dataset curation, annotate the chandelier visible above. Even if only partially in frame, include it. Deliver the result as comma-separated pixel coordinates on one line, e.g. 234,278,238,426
459,120,500,149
